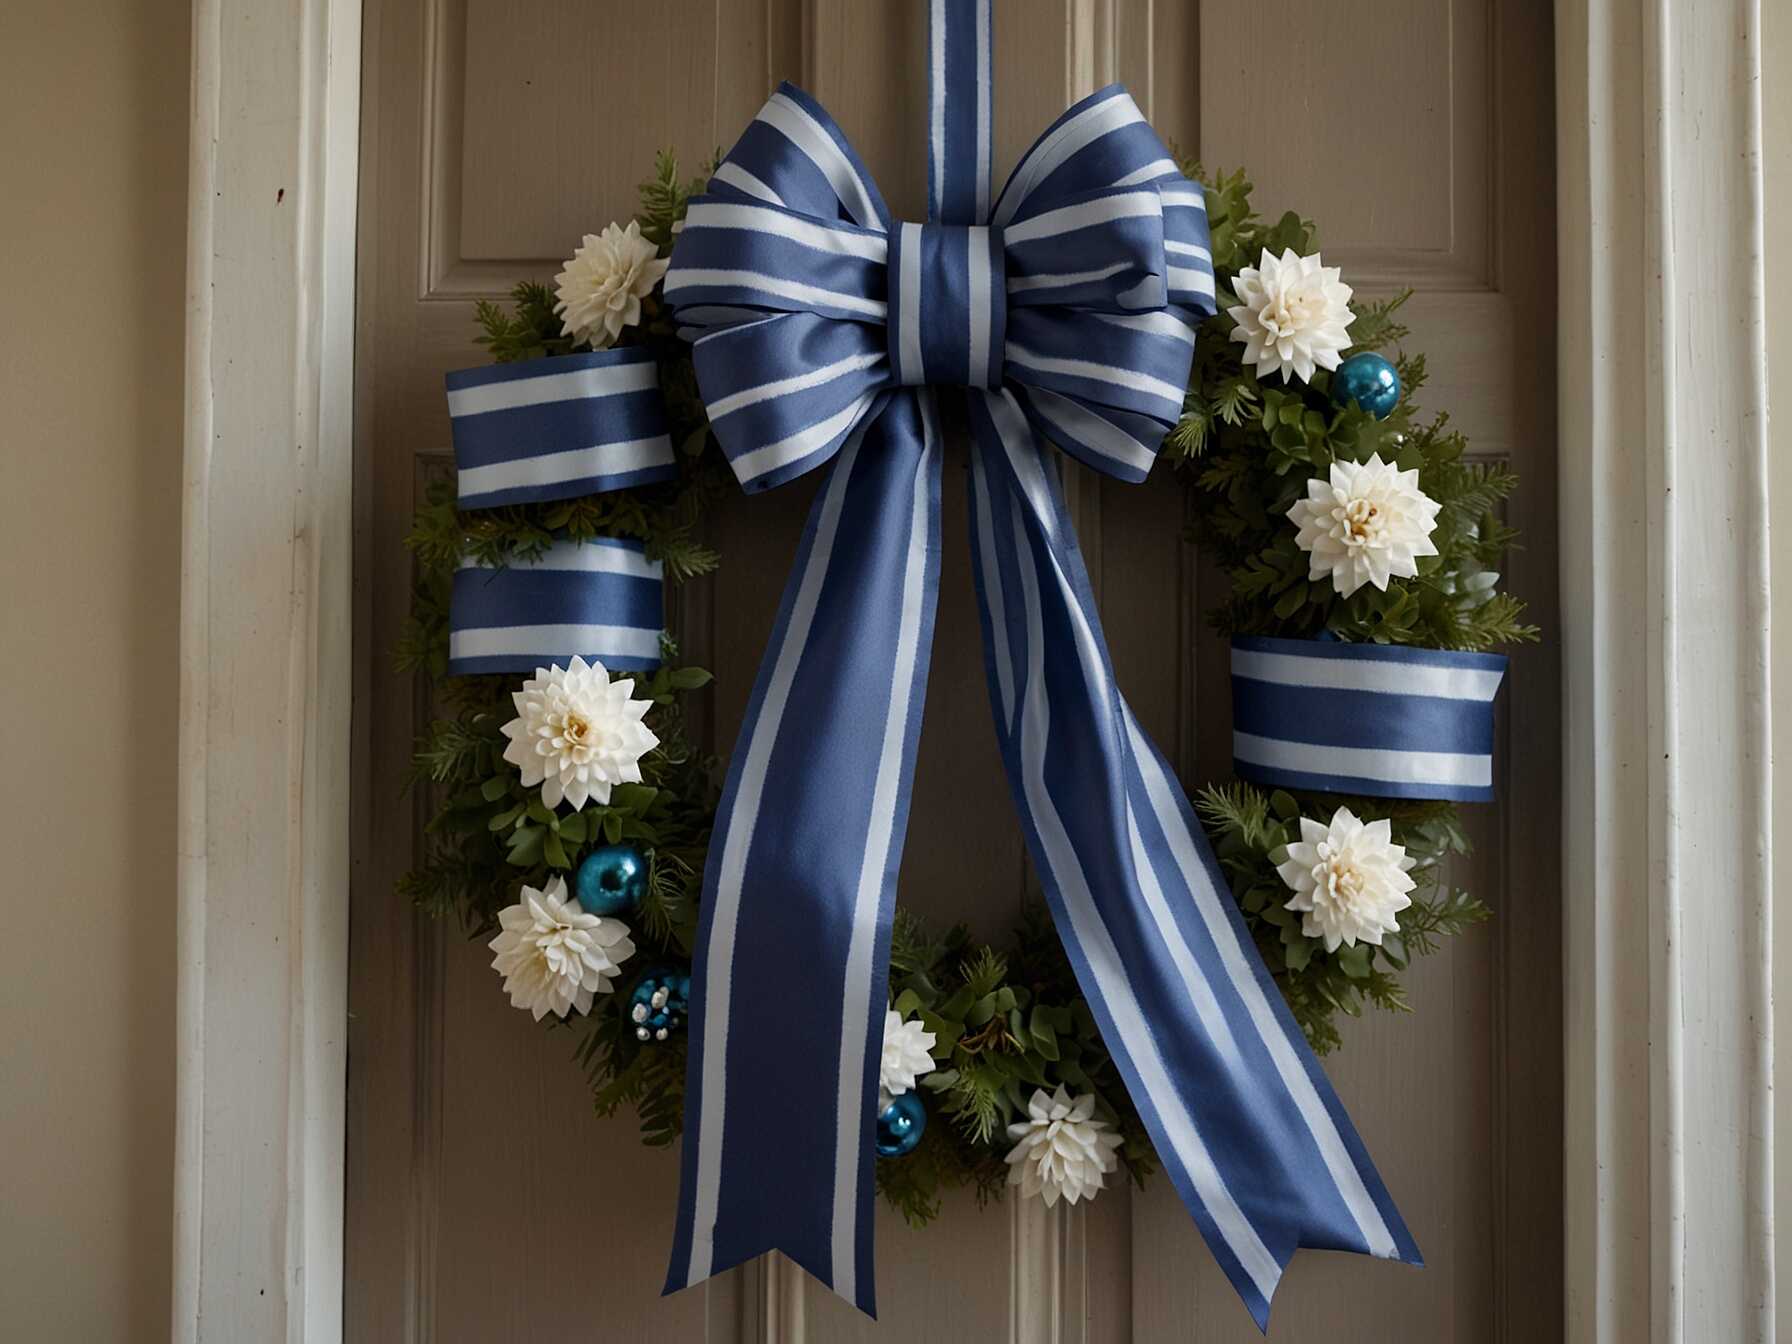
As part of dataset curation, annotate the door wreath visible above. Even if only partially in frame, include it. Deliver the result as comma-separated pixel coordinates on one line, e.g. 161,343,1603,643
399,42,1533,1319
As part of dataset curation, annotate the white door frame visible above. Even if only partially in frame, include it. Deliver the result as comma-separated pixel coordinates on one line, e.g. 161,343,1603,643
1556,2,1774,1340
174,0,1772,1340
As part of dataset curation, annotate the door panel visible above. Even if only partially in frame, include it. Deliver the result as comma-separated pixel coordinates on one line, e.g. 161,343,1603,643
348,2,1560,1340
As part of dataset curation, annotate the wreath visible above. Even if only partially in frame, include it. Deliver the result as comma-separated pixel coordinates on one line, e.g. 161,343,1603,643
399,151,1535,1229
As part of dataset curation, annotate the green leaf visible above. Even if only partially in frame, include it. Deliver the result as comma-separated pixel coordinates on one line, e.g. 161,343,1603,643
480,774,511,802
505,824,545,867
667,667,714,690
543,829,570,869
609,783,660,813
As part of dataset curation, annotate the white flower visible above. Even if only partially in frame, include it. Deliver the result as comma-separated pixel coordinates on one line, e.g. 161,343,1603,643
1003,1086,1123,1208
1276,806,1416,953
1226,247,1354,383
488,876,635,1021
552,220,669,349
880,1009,937,1097
1286,453,1441,597
500,656,659,810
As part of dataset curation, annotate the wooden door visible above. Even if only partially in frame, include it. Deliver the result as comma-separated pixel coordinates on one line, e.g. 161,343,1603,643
347,2,1560,1340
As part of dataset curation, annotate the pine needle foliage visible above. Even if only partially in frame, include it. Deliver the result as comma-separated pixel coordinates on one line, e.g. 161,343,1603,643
1195,783,1489,1055
1167,163,1539,654
875,907,1156,1226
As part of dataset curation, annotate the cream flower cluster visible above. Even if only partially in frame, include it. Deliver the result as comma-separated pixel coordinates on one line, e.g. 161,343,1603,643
1286,453,1441,597
553,220,669,350
488,877,636,1021
1003,1086,1122,1208
1226,247,1354,383
500,656,659,810
1275,806,1416,953
879,1009,938,1098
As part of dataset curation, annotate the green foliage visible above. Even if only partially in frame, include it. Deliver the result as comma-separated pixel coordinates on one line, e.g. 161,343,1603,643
637,148,716,251
472,281,579,364
872,907,1157,1227
1195,783,1489,1054
1167,166,1539,653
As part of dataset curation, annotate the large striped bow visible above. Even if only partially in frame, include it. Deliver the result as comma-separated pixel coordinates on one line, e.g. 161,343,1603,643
662,0,1420,1327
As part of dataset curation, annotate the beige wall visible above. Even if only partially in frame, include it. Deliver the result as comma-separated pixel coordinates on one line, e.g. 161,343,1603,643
0,1,187,1339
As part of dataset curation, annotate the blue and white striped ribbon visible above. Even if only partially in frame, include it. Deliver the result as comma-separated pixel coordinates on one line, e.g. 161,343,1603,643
1230,635,1507,802
445,348,677,509
447,536,663,675
660,0,1420,1327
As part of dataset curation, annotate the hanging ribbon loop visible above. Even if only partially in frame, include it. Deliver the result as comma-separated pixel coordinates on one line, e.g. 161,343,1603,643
662,2,1421,1328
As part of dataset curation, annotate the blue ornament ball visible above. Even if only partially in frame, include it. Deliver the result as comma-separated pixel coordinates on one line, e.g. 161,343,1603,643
1329,352,1401,420
574,843,648,917
629,965,690,1042
875,1092,927,1158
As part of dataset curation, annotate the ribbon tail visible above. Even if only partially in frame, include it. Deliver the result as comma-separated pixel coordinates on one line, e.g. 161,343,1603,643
966,390,1422,1332
665,393,944,1317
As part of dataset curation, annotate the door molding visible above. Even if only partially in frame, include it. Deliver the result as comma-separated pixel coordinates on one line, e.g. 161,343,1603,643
1556,1,1773,1341
178,1,1775,1341
175,0,361,1340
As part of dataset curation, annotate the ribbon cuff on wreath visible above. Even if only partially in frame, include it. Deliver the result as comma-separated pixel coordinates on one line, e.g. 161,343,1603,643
443,348,674,674
660,0,1420,1328
1230,635,1508,802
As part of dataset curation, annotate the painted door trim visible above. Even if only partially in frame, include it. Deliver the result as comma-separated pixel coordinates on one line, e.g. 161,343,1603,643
1556,1,1774,1340
175,0,361,1339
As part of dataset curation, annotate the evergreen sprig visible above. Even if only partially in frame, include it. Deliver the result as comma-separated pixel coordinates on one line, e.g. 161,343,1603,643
1196,783,1489,1054
1169,167,1540,654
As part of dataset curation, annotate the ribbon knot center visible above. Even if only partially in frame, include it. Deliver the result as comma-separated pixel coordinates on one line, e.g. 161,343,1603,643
887,222,1006,389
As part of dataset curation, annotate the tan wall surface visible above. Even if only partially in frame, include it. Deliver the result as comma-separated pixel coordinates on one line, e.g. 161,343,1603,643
0,1,188,1338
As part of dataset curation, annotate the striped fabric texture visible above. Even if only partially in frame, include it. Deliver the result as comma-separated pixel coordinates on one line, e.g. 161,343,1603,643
447,536,664,676
445,347,676,509
658,0,1420,1328
1231,635,1508,802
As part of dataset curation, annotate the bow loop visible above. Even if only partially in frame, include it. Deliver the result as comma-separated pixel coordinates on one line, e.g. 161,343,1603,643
711,83,892,230
1002,183,1171,313
689,313,890,492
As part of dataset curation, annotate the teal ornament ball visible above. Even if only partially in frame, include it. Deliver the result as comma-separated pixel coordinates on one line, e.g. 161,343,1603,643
629,965,690,1042
1330,352,1401,419
575,843,648,917
875,1092,927,1158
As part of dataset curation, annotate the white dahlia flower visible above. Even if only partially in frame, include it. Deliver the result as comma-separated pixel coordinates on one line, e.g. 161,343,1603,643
489,876,635,1021
1226,247,1354,383
879,1009,938,1097
1004,1086,1123,1208
1276,806,1416,954
1286,453,1441,597
553,220,669,349
500,656,659,810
